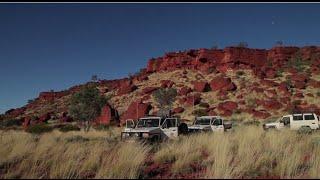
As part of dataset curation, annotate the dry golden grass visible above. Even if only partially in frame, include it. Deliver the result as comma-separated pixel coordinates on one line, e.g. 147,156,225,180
0,128,148,179
2,122,320,178
153,126,320,178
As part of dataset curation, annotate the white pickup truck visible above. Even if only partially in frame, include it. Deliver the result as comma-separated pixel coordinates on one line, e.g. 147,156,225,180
263,113,320,131
188,116,232,133
121,116,189,142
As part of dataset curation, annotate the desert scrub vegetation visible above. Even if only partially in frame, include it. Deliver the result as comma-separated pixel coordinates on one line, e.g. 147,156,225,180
152,126,320,178
3,126,320,178
26,123,54,134
0,128,149,179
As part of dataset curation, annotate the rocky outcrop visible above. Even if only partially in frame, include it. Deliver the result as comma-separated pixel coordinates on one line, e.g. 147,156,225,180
39,112,51,123
120,100,152,125
95,105,119,125
141,87,158,95
117,80,137,95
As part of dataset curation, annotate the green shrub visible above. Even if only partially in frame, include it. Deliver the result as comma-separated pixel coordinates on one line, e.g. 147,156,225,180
246,98,256,108
243,120,260,126
297,127,312,134
276,69,284,77
236,71,245,77
68,84,110,132
287,51,310,73
234,109,241,114
59,124,80,132
192,109,208,117
94,124,110,131
317,91,320,97
26,123,54,134
199,102,209,108
0,119,22,128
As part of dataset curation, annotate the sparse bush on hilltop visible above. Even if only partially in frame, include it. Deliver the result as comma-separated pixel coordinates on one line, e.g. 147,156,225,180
275,40,284,47
237,42,248,48
287,50,311,72
68,84,109,132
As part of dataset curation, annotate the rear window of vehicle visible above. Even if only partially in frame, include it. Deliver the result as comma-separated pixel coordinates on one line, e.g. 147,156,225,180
293,115,303,121
304,114,315,120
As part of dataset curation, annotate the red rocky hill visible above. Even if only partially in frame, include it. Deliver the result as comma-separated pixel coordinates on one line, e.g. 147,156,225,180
3,46,320,127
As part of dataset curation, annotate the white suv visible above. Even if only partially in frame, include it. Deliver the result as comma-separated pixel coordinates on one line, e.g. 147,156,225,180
263,113,320,131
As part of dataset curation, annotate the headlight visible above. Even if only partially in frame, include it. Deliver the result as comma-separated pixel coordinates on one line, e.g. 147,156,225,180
134,133,139,137
142,133,149,138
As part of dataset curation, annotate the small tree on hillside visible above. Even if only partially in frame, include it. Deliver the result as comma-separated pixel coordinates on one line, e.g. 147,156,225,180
91,75,98,82
275,40,284,47
152,88,177,117
237,42,248,48
68,84,109,132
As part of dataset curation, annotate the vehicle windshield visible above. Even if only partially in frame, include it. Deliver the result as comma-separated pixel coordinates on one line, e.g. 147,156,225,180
136,118,160,128
194,118,211,125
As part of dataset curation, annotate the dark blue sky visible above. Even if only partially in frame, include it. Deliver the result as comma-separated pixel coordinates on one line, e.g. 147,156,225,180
1,3,320,113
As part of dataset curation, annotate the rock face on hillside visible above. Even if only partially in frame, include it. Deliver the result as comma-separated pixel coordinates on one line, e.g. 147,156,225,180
95,105,119,125
120,100,152,125
4,46,320,126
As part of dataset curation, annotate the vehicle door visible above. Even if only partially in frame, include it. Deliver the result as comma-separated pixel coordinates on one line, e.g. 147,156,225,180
303,114,319,129
211,118,224,132
161,118,178,139
279,116,290,129
291,114,304,130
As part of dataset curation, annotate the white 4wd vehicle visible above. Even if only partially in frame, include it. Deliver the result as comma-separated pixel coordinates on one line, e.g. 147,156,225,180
263,113,320,131
188,116,232,133
121,116,189,142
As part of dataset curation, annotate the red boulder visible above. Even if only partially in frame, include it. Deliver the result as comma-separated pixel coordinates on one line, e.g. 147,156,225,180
160,80,174,88
173,107,185,114
185,94,201,106
253,110,271,119
178,86,192,96
210,76,236,92
262,100,282,110
192,81,211,92
218,101,238,112
120,100,152,125
95,105,119,125
117,81,137,95
141,87,158,94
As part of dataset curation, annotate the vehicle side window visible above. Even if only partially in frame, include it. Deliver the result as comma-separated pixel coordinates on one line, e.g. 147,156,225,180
162,119,177,128
304,114,315,120
293,115,303,121
282,117,290,125
212,119,222,126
